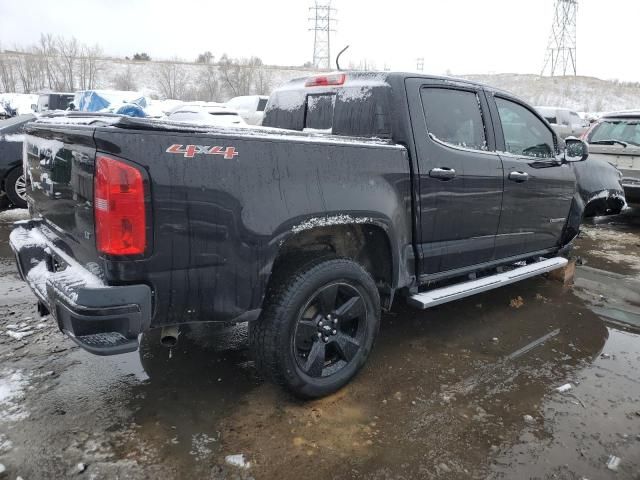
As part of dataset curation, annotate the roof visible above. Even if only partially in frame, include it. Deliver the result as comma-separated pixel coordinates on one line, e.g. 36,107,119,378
280,71,517,99
535,106,574,112
602,110,640,119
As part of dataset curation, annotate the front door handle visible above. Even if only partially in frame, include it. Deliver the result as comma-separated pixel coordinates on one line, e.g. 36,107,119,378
508,171,530,183
429,167,456,181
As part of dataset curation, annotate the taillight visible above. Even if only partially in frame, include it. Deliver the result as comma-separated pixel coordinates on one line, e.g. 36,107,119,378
94,156,146,256
305,73,346,87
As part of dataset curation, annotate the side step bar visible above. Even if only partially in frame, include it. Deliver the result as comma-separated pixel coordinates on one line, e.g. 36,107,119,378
408,257,568,309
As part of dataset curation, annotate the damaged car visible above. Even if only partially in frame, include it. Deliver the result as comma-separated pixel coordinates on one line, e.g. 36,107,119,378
583,111,640,206
12,72,598,398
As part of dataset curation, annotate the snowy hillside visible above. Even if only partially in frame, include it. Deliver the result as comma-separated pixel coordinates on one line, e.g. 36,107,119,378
3,50,640,112
462,73,640,113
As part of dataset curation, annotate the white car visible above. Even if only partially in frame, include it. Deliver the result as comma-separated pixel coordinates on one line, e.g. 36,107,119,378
167,104,246,127
535,106,589,139
226,95,269,125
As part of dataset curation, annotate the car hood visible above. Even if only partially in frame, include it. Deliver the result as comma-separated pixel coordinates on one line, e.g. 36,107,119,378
588,143,640,158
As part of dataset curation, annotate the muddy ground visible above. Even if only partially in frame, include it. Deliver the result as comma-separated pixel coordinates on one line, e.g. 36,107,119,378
0,208,639,480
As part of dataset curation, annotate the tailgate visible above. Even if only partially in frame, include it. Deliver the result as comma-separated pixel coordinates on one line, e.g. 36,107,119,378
24,124,99,264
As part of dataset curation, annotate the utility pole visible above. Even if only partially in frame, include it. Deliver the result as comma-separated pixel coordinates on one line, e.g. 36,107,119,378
542,0,578,76
309,1,337,70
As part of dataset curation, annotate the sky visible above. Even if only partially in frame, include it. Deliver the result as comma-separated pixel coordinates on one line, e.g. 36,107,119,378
0,0,638,81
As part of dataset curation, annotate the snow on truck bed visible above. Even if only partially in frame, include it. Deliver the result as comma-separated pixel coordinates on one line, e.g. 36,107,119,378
31,113,404,149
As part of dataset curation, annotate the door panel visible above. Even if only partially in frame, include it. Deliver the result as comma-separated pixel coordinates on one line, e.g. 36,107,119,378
406,79,504,275
489,95,576,258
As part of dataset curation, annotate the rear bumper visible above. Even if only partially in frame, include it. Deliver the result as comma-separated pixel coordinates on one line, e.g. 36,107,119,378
9,220,152,355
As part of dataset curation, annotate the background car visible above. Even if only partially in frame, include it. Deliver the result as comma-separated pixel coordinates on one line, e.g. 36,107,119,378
35,92,75,112
0,113,35,208
583,111,640,205
226,95,269,125
536,106,589,138
167,104,246,127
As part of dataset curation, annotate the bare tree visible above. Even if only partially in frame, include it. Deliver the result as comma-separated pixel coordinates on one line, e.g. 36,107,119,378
218,54,267,98
35,33,64,91
112,65,137,91
196,51,213,64
78,44,102,90
195,64,221,101
254,66,273,95
0,51,17,92
57,36,80,90
156,59,188,99
13,48,42,93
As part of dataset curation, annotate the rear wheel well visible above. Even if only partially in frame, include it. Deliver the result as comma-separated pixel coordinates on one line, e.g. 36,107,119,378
270,224,394,301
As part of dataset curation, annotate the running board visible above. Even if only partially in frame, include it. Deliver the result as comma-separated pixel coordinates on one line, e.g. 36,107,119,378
408,257,568,309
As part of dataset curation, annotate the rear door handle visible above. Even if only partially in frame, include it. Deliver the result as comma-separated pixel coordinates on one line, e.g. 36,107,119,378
508,171,530,183
429,167,456,181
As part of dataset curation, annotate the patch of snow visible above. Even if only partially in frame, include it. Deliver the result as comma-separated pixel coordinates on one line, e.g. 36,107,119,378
0,209,29,222
25,135,65,163
0,133,26,142
606,455,621,471
6,330,34,341
0,369,30,422
292,214,374,234
0,93,38,115
303,127,332,134
0,433,12,454
10,226,105,305
338,86,373,103
225,454,251,469
555,383,572,393
189,433,217,460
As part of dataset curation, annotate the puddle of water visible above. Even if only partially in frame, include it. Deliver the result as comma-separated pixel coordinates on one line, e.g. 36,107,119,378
0,207,639,478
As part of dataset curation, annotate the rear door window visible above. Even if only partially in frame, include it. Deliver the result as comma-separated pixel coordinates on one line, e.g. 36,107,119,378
420,88,487,151
305,93,336,131
495,98,556,158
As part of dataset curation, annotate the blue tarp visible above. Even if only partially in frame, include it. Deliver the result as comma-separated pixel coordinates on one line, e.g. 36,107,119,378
75,90,147,115
115,103,146,117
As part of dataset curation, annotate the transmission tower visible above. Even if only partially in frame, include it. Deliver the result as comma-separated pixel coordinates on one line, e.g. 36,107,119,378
541,0,578,76
416,57,425,72
309,1,337,70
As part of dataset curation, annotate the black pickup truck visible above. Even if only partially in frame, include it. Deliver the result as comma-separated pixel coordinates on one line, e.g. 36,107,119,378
11,72,596,398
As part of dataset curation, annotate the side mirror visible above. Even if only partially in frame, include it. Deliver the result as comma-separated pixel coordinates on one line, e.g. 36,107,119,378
564,137,589,162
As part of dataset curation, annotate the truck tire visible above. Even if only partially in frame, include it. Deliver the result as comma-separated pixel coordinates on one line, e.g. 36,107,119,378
5,168,27,209
251,256,380,398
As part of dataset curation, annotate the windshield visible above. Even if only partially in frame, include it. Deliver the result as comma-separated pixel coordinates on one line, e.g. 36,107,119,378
589,119,640,146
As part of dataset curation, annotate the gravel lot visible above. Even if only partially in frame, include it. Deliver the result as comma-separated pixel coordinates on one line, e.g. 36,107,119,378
0,207,639,479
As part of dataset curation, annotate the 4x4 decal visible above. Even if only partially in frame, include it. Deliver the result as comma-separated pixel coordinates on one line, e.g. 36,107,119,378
166,144,239,159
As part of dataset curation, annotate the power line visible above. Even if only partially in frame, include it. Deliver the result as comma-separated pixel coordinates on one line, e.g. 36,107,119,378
542,0,578,76
309,1,337,70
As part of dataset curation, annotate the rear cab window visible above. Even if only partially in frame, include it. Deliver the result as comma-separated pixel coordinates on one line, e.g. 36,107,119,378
420,88,488,151
305,93,336,132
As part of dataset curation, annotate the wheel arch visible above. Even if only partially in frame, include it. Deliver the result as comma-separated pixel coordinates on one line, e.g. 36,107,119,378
266,215,402,308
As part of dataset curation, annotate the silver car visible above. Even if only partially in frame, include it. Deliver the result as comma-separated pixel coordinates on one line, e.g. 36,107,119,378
585,111,640,205
535,106,589,139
